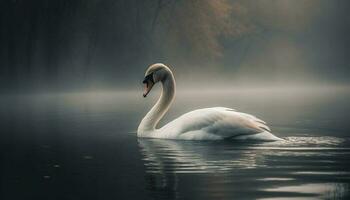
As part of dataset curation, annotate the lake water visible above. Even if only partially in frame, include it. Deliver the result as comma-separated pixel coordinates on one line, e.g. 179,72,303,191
1,87,350,199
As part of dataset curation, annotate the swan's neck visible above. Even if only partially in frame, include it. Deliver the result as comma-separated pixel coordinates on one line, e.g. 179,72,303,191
138,72,175,135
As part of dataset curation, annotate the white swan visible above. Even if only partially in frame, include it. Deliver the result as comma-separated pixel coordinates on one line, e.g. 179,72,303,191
138,63,282,141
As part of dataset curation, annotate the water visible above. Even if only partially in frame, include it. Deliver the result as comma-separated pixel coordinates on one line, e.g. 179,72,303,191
1,87,350,199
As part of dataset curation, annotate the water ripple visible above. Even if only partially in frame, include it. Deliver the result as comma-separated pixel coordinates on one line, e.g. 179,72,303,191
138,136,349,174
138,136,350,199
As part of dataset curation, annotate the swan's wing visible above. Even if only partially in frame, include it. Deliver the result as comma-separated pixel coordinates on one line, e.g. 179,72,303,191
160,107,271,139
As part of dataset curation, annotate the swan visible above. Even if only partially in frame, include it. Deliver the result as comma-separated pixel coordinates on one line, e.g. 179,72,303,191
137,63,282,141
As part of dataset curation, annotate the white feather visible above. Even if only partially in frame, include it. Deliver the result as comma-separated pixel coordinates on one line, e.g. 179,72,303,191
152,107,280,140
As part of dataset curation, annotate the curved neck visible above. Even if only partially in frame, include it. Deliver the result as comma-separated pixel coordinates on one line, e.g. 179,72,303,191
138,71,175,135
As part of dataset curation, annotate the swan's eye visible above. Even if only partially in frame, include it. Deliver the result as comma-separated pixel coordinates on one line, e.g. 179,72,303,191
143,73,154,84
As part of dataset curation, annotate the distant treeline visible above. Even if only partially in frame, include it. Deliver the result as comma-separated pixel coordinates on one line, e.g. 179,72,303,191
0,0,349,92
0,0,243,92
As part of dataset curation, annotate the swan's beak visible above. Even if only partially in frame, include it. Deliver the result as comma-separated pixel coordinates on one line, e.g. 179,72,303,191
143,80,154,97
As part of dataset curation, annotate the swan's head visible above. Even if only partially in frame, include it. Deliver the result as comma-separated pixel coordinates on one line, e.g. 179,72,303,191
142,63,171,97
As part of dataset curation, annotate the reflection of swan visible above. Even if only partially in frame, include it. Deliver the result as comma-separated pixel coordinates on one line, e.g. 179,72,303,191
138,63,281,140
139,138,350,199
138,139,262,174
138,139,264,199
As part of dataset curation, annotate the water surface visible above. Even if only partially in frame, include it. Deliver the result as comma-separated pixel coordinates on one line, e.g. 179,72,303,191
1,87,350,199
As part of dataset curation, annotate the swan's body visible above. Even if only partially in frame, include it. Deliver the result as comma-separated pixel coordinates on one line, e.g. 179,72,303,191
138,63,282,141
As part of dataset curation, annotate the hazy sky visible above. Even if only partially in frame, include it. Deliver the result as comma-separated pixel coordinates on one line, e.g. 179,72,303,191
0,0,349,92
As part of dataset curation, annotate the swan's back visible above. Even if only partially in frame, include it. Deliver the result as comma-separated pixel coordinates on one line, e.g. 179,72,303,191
156,107,280,140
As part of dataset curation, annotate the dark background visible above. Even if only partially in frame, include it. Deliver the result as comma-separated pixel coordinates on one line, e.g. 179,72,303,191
0,0,349,92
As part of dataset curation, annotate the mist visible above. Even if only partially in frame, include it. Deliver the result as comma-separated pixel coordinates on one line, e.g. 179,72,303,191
0,0,349,93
